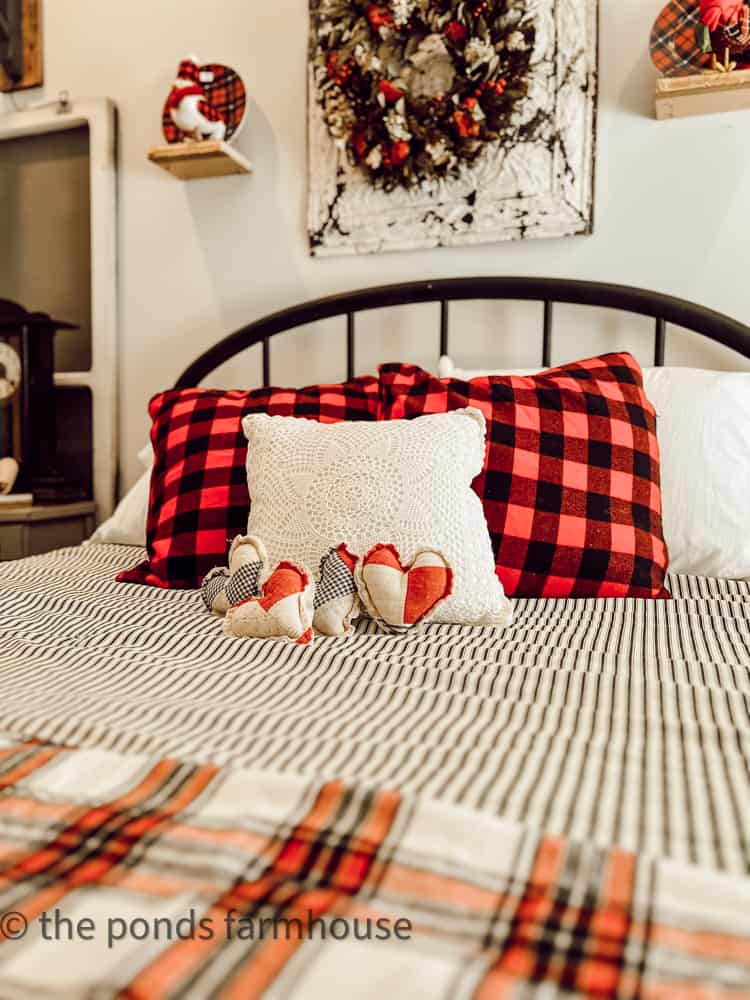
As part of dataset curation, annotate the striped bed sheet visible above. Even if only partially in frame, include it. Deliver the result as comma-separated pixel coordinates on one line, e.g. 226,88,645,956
0,542,748,997
0,543,747,875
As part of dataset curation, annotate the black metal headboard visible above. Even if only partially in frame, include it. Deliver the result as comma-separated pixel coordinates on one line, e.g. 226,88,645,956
173,277,750,389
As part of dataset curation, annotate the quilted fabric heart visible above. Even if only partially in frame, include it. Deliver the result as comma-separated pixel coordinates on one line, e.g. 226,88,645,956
313,544,360,636
355,544,453,633
200,535,268,615
225,535,268,606
201,566,230,614
225,561,314,645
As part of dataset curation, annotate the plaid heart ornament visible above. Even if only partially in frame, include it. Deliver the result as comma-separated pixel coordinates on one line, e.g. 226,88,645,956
355,544,454,633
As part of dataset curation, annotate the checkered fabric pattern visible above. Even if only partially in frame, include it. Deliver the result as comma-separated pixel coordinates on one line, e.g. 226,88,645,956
0,736,746,999
313,546,357,610
162,63,247,143
117,378,380,590
225,560,265,606
650,0,707,76
379,356,670,599
201,566,229,611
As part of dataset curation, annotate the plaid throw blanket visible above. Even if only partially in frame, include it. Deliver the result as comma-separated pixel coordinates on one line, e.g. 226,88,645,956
0,738,747,999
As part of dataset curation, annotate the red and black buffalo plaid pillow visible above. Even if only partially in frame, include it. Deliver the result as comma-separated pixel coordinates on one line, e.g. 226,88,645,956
379,355,670,599
117,377,381,590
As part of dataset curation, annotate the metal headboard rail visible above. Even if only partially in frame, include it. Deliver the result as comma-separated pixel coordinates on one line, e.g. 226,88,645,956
173,278,750,389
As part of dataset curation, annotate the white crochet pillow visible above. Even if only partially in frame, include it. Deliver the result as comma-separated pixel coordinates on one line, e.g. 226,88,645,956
242,408,511,626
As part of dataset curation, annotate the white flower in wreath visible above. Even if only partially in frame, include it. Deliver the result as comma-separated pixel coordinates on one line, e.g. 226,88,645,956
390,0,416,27
385,108,412,141
502,0,530,21
402,33,455,100
506,30,527,51
469,101,485,122
322,90,354,147
425,139,456,168
366,145,383,169
464,37,495,68
354,43,382,73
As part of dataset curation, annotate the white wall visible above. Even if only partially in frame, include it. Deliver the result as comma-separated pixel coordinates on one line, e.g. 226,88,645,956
4,0,750,491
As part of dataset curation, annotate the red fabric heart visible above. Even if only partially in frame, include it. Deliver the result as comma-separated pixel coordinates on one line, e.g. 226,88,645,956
359,544,453,627
226,561,313,645
233,562,309,611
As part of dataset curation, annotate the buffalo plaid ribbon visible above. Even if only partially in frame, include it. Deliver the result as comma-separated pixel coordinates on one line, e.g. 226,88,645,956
0,737,747,998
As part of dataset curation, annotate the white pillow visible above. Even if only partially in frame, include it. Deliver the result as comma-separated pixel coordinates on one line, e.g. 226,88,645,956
89,443,153,546
439,356,750,579
242,409,511,626
439,356,538,379
644,368,750,579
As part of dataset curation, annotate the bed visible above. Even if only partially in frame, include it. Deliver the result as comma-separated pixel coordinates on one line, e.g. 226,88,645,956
0,278,748,999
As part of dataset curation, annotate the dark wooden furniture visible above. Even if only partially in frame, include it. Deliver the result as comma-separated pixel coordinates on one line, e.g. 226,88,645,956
0,500,96,560
0,298,86,501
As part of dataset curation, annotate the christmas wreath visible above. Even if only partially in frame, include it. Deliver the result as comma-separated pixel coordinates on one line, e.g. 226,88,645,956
311,0,535,189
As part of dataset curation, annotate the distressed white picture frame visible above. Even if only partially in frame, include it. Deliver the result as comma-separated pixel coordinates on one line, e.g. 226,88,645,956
308,0,598,256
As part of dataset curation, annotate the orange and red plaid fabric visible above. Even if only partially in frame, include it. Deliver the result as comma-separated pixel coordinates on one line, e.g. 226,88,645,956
0,737,747,998
650,0,707,76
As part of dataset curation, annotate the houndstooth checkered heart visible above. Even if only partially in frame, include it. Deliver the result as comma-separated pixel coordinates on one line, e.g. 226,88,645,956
314,547,357,610
201,567,229,611
226,561,265,606
312,544,360,637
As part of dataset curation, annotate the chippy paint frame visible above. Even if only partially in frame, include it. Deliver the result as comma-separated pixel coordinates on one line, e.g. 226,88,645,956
308,0,598,256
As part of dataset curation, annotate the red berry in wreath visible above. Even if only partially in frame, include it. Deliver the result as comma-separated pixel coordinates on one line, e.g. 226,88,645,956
444,21,467,43
327,52,353,85
453,110,480,138
379,80,404,102
352,131,369,159
368,4,393,28
384,140,410,165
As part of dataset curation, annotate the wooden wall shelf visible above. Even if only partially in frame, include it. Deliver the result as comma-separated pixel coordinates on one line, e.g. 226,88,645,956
148,141,252,180
656,68,750,120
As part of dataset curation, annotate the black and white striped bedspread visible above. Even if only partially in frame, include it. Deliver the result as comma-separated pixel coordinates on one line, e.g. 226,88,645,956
0,543,748,875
